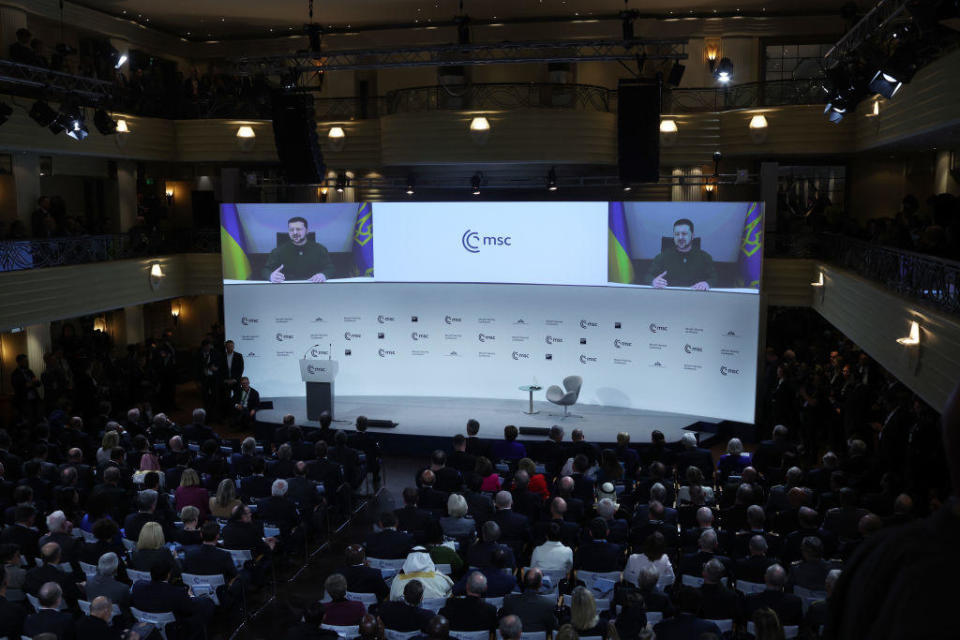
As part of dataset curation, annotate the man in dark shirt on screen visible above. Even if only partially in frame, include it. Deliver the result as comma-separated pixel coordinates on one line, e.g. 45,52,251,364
644,218,717,290
261,216,335,282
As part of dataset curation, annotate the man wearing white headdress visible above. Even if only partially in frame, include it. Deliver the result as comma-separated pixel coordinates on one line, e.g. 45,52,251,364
389,546,454,601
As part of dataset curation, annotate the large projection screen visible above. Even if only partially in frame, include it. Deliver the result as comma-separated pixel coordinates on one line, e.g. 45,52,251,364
221,201,763,423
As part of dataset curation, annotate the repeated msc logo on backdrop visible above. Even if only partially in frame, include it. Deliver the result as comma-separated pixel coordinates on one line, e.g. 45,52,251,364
512,351,530,360
377,332,385,339
684,344,703,354
308,347,326,358
378,348,397,357
275,333,294,342
241,316,259,326
411,332,429,341
649,323,668,334
720,365,741,376
444,315,462,325
377,315,395,324
344,331,361,341
545,335,564,345
614,338,633,349
580,354,598,364
461,229,513,253
580,319,598,329
478,333,496,343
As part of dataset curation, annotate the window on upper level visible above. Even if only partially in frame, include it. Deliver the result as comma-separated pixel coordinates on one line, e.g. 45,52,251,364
764,43,832,82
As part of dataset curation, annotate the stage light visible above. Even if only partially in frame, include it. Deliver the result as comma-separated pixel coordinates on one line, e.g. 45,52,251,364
547,167,558,192
29,101,58,127
714,57,734,83
0,102,11,126
869,70,902,99
471,173,482,195
114,54,128,69
896,320,920,346
622,185,632,192
94,109,118,135
405,175,416,195
64,110,89,141
115,118,129,133
824,101,847,124
335,172,347,193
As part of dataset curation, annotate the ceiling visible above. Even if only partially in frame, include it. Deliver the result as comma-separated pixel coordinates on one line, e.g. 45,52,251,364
70,0,859,40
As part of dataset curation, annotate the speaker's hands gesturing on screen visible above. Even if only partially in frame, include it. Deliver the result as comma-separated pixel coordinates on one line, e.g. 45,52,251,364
691,281,710,291
652,271,668,288
308,272,327,283
269,264,285,283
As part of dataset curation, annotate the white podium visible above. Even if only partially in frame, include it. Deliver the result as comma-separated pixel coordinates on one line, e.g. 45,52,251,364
299,359,339,420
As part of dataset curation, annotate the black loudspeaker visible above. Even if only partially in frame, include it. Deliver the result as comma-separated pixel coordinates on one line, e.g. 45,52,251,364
617,80,660,183
518,426,551,436
271,92,325,184
366,419,398,429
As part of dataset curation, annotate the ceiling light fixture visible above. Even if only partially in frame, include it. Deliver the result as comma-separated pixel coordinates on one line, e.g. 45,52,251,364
547,167,558,192
471,173,482,196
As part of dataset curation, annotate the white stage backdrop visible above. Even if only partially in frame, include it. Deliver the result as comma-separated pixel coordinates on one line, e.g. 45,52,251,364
221,201,763,424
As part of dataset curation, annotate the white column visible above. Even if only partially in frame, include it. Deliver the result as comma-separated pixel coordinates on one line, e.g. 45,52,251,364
25,323,51,378
123,306,145,346
12,152,40,225
116,161,138,232
934,150,958,195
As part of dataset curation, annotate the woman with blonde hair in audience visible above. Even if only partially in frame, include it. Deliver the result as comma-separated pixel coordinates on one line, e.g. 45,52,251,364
210,478,242,519
752,607,786,640
569,586,613,639
174,468,210,521
97,430,119,465
130,521,181,578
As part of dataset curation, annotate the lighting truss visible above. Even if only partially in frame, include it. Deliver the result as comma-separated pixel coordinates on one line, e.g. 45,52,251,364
0,59,114,102
237,38,687,81
823,0,912,69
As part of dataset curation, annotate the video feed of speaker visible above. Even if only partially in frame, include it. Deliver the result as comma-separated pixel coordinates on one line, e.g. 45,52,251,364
220,202,373,284
608,201,763,293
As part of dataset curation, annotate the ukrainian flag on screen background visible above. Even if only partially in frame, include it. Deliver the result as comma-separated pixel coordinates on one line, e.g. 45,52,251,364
220,203,252,280
738,201,764,288
608,201,635,284
352,202,374,277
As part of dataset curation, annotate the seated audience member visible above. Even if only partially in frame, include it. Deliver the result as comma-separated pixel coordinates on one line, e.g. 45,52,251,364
752,607,786,640
567,587,613,639
75,595,123,640
717,437,751,481
79,517,127,568
423,521,463,577
337,544,389,602
417,470,449,514
131,559,215,640
788,536,831,592
287,602,338,640
39,510,77,563
23,582,75,639
182,521,238,590
452,547,516,597
222,504,277,560
652,586,721,640
466,521,516,569
490,425,526,462
173,506,203,547
395,488,432,539
698,558,740,621
365,512,414,560
735,535,780,584
743,564,803,627
323,573,366,626
476,457,502,493
210,478,243,520
439,494,476,540
438,571,497,632
0,565,25,639
500,568,559,633
573,517,624,572
376,579,434,632
174,469,210,522
131,521,181,579
530,522,574,574
635,565,676,616
516,457,549,501
83,552,130,609
624,531,674,591
805,568,840,633
388,548,453,602
24,543,81,605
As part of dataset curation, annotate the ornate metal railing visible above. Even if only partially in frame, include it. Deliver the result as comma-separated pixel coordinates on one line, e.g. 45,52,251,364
768,232,960,313
664,79,825,113
385,82,617,114
0,231,220,273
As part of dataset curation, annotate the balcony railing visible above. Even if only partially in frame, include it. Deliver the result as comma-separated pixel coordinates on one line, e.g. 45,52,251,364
385,82,617,114
0,231,220,273
768,232,960,314
664,79,826,113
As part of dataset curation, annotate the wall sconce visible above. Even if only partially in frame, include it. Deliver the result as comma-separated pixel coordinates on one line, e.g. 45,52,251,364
115,118,130,148
165,187,174,205
318,186,328,202
328,126,346,152
236,125,256,152
149,262,164,290
810,271,825,302
93,316,106,332
469,116,491,145
704,40,720,65
749,114,768,143
896,320,920,346
866,100,880,118
660,119,678,146
704,181,715,193
171,301,181,326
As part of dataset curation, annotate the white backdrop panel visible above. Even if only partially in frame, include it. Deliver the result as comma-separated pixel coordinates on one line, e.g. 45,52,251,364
225,282,759,423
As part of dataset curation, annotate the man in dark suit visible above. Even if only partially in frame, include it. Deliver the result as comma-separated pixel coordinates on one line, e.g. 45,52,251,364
364,512,414,560
509,471,542,522
752,425,797,477
675,433,715,482
652,586,721,640
183,522,238,583
124,490,162,544
500,568,558,632
83,552,130,609
532,497,579,548
306,441,344,492
462,476,494,525
0,565,25,640
376,578,434,632
418,470,450,514
287,462,323,514
492,491,530,550
595,498,629,545
635,565,675,616
743,564,804,627
330,431,364,490
569,455,595,503
222,505,276,560
464,419,488,458
574,518,624,572
239,458,273,501
395,488,432,539
781,507,837,564
76,595,123,640
452,548,517,597
447,436,476,476
257,479,301,540
24,543,81,605
539,425,569,477
422,450,462,494
697,559,740,622
438,571,497,632
183,408,217,444
678,530,734,580
336,545,389,601
629,500,680,549
553,477,585,524
219,340,245,411
732,505,782,559
735,535,780,584
231,376,260,431
466,521,516,569
23,581,75,640
131,559,215,640
0,504,41,563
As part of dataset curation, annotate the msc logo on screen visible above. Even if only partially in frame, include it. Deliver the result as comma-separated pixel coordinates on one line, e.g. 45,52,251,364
275,333,294,342
308,347,326,358
478,333,496,343
684,344,703,354
720,366,741,376
580,320,598,329
306,364,329,375
444,315,462,325
377,315,395,324
545,335,564,345
462,229,512,253
649,323,668,334
614,339,633,349
411,332,429,341
378,348,397,358
512,351,530,360
580,355,598,364
241,317,258,325
344,332,361,341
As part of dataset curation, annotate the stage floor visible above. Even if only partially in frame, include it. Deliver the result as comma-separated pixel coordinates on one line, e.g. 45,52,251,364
256,395,717,450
